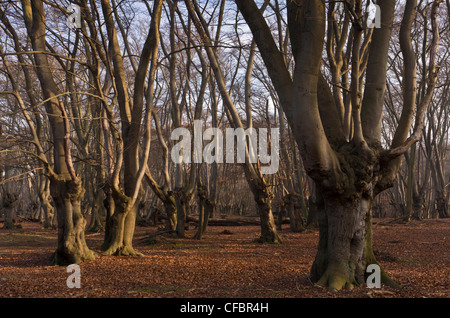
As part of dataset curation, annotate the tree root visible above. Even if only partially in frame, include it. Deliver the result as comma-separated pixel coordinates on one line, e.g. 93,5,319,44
314,266,358,292
380,267,402,289
314,262,401,291
256,235,282,244
102,244,143,257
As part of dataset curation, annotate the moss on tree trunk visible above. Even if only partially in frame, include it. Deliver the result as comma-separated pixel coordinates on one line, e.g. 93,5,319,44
311,197,366,291
311,190,400,291
102,190,142,256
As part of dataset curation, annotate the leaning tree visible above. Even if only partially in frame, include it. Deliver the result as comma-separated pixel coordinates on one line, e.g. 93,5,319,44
234,0,442,290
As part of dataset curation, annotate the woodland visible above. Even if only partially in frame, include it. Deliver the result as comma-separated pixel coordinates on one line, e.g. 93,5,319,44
0,0,449,298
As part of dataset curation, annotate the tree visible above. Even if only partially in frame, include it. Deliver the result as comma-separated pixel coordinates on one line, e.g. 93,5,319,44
99,0,164,255
185,0,282,243
6,0,96,265
235,0,442,290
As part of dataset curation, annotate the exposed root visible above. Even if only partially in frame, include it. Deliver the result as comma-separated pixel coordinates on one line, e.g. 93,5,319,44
315,266,358,291
102,244,143,257
49,244,96,266
257,235,282,244
380,267,402,289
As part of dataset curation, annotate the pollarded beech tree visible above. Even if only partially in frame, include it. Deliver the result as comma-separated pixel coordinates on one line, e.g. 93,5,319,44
17,0,96,265
99,0,164,256
235,0,442,290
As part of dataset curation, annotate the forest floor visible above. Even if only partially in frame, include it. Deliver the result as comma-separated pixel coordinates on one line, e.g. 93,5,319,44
0,217,448,298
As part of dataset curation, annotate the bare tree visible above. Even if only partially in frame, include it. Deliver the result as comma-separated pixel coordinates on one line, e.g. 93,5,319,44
99,0,164,255
1,0,97,265
235,0,442,290
185,0,281,243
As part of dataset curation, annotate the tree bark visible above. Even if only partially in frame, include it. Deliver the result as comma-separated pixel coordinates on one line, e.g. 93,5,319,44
311,187,400,290
100,0,164,255
235,0,440,291
38,176,55,229
86,190,105,233
284,193,306,233
185,0,281,243
50,178,95,265
21,0,95,265
311,195,367,290
2,193,19,229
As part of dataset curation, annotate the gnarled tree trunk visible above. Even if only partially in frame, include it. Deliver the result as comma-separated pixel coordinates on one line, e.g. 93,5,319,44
21,0,95,265
236,0,441,291
311,194,368,290
51,178,95,265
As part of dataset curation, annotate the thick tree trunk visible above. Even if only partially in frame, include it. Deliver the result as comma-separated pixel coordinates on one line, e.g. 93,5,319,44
436,194,449,218
102,190,142,256
50,178,95,265
102,206,137,255
20,0,95,266
311,189,401,291
311,196,367,291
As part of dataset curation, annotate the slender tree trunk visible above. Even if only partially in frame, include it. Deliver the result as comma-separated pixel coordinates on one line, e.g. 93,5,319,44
363,198,401,289
39,177,55,229
277,204,285,231
251,183,281,243
256,199,281,244
404,145,416,222
86,191,105,233
412,191,425,220
194,183,207,240
164,197,177,232
285,194,306,233
175,190,187,238
102,186,115,247
2,193,19,229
